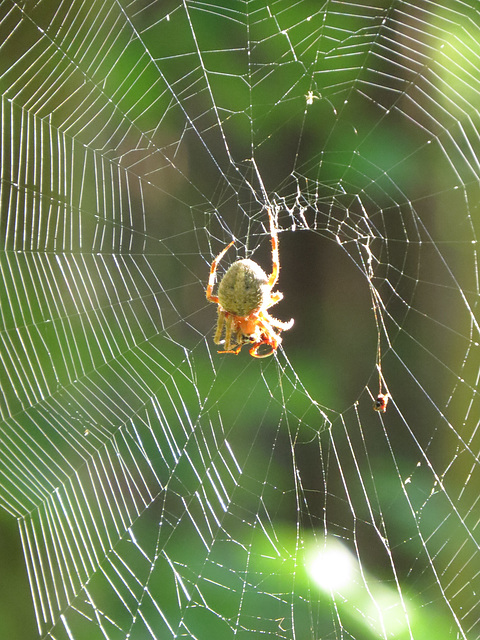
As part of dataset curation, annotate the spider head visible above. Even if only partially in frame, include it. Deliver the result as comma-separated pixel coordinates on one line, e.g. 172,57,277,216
235,315,281,357
235,315,264,344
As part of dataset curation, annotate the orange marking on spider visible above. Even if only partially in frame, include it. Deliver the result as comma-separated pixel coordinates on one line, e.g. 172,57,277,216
206,209,293,358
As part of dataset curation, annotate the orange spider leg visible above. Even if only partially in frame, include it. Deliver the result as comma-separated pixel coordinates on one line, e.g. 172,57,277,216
249,328,280,358
262,310,294,330
218,344,244,355
265,291,283,308
266,208,280,289
206,240,235,303
250,342,275,358
264,209,294,329
248,316,281,358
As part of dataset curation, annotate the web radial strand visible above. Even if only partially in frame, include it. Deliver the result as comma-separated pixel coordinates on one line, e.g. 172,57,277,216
0,1,479,639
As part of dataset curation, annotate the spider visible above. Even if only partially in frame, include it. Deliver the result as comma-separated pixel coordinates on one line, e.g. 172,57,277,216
206,209,294,358
373,393,390,413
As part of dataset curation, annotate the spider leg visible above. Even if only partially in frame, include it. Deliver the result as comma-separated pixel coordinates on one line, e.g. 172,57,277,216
250,341,275,358
266,208,280,289
206,240,235,302
216,314,244,354
218,344,244,355
248,317,281,358
265,291,283,309
223,313,234,350
235,325,244,347
262,310,294,330
214,309,226,345
218,315,244,354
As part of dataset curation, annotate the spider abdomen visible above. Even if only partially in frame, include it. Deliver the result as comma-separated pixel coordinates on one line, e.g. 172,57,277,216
217,258,269,316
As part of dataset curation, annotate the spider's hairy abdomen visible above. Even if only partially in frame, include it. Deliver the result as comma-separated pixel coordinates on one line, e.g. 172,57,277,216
217,259,269,316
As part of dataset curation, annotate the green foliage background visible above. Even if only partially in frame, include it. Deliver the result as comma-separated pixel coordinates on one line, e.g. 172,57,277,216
1,1,479,638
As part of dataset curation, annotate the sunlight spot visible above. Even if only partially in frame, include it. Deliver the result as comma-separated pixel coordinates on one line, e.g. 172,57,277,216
306,540,356,593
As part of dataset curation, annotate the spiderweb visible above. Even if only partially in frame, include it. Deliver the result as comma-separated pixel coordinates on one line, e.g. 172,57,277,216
1,1,479,638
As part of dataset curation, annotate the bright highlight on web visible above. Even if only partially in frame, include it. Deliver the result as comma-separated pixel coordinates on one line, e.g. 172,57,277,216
0,2,479,639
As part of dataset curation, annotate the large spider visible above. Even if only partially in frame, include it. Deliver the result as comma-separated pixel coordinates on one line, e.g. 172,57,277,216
206,209,294,358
